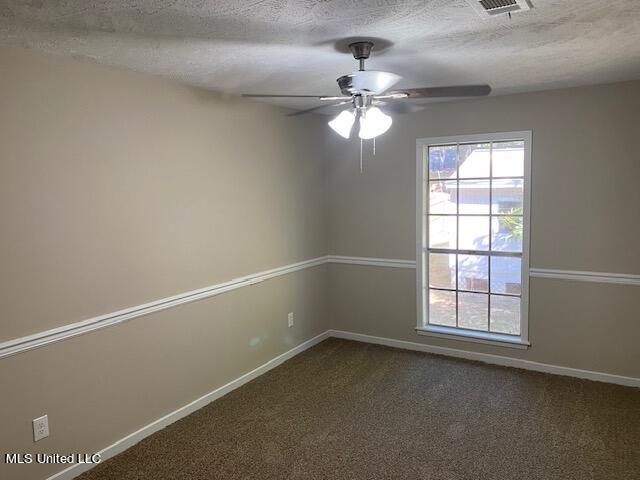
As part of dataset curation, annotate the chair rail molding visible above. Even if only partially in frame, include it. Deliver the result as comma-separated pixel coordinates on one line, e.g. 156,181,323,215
2,255,637,359
327,255,416,269
528,268,640,286
328,256,640,286
0,256,328,359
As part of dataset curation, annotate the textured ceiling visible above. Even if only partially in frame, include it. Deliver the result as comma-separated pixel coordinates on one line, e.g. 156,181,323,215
1,0,640,111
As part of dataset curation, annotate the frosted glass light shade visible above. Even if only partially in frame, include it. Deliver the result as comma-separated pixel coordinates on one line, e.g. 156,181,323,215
358,107,392,139
328,109,356,139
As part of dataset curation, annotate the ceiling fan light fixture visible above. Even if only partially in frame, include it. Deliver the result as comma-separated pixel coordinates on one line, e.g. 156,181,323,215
328,109,356,139
358,107,392,139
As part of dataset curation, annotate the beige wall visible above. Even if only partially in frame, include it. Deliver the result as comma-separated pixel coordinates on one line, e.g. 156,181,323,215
327,81,640,378
0,46,329,341
0,46,329,480
1,45,639,480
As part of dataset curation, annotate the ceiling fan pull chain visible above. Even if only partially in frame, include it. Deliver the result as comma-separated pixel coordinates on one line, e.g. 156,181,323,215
373,137,376,156
360,138,364,173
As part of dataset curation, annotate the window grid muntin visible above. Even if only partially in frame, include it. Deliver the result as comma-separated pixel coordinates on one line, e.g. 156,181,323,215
488,142,493,332
426,140,524,336
429,286,520,298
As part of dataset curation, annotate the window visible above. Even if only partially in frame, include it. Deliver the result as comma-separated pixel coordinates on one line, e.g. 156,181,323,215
416,132,531,348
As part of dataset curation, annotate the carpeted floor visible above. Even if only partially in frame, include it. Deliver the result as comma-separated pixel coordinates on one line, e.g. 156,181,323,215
78,338,640,480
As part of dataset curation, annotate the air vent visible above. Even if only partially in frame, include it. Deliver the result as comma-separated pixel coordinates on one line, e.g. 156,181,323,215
467,0,532,17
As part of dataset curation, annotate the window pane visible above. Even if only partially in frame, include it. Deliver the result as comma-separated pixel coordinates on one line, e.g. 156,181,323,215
429,253,456,289
429,289,456,327
459,215,489,251
458,292,488,331
458,255,488,292
429,145,457,179
459,143,490,178
429,180,457,214
429,215,457,249
490,295,521,335
492,141,524,177
492,179,523,214
425,137,527,340
491,216,523,252
490,257,522,295
459,179,490,214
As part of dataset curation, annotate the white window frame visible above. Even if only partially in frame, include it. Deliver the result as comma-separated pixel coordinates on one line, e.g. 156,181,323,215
415,131,532,349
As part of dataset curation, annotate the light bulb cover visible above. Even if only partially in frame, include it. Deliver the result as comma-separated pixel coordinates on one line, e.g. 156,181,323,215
328,109,356,139
358,107,392,139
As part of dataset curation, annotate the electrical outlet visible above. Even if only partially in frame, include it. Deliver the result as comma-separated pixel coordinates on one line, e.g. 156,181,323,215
33,415,49,442
287,312,294,328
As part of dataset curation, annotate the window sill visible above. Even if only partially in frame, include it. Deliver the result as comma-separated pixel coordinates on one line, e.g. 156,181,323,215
415,325,530,350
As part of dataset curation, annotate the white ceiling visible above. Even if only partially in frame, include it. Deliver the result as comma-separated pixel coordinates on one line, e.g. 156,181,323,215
1,0,639,111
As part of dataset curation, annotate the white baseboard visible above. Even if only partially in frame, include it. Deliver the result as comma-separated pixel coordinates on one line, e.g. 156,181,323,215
329,330,640,388
46,328,638,480
47,330,330,480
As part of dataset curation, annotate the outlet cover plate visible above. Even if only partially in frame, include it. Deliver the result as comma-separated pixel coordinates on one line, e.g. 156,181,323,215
33,415,49,441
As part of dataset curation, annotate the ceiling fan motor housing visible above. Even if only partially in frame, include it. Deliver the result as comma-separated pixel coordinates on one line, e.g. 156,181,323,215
337,70,402,96
337,75,354,95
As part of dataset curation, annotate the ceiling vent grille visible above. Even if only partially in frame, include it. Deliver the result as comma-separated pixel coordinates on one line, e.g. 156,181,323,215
467,0,532,17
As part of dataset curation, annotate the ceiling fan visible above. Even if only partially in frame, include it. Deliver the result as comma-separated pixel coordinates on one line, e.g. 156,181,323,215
243,41,491,140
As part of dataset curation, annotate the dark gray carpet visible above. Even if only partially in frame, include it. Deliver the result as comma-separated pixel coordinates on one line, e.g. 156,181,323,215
79,338,640,479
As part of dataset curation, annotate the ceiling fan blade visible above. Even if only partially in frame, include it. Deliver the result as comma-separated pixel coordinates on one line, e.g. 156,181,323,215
386,85,491,98
377,102,426,115
287,101,350,117
242,94,333,98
